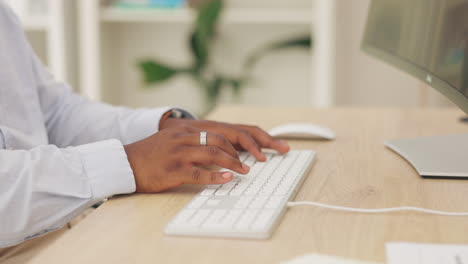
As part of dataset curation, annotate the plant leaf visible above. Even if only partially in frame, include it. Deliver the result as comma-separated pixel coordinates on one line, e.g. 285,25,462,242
206,77,223,102
245,35,313,71
189,32,206,70
139,60,179,84
195,0,223,38
190,0,223,69
223,77,244,96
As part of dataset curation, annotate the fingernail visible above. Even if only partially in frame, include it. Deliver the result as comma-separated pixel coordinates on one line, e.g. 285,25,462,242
279,140,289,147
242,164,250,171
222,172,233,179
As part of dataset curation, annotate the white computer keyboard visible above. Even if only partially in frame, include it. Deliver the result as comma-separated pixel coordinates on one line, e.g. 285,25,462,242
165,150,316,239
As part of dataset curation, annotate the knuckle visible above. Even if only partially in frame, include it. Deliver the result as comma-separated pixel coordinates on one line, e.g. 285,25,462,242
172,144,185,153
264,132,274,140
206,146,219,156
172,131,185,140
239,130,250,139
168,128,186,137
177,124,191,131
260,133,273,143
214,133,225,143
252,125,262,131
250,142,260,150
245,137,258,147
165,161,183,172
191,168,201,182
239,128,248,133
217,134,233,148
172,125,185,131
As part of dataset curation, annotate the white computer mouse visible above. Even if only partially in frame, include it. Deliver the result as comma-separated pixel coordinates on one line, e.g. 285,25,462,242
268,123,336,140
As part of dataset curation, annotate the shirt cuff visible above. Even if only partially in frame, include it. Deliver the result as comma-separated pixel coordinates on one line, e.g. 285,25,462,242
154,107,197,132
122,107,196,145
0,128,6,149
77,139,136,200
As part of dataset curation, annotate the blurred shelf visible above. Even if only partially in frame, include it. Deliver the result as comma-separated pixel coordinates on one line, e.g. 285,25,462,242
100,7,313,25
22,14,49,31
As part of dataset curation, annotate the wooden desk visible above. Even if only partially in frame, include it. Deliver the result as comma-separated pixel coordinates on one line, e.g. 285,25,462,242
31,106,468,264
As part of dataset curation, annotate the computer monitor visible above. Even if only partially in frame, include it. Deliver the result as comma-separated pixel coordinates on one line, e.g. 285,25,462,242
363,0,468,112
362,0,468,178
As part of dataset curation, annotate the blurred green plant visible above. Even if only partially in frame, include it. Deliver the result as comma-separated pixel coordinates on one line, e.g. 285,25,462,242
139,0,312,115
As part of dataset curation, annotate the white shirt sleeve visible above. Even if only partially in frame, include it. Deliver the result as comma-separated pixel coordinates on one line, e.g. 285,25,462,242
0,140,136,248
32,51,175,147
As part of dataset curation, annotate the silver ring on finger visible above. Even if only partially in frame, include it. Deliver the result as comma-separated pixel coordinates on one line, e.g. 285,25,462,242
200,131,208,146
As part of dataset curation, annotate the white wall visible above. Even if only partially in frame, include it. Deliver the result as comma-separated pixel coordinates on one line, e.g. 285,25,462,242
335,0,454,107
26,32,48,63
23,0,79,90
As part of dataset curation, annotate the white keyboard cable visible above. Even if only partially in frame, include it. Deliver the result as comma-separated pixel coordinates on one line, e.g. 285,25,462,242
287,201,468,216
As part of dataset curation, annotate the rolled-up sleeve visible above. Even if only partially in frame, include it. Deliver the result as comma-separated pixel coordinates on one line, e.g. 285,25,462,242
0,139,135,248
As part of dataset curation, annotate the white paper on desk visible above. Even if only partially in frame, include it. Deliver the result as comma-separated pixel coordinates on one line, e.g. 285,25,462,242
282,254,380,264
386,242,468,264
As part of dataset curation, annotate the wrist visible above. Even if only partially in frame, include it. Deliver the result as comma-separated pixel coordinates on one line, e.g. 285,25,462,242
123,143,144,192
160,117,187,130
159,111,173,130
159,109,196,131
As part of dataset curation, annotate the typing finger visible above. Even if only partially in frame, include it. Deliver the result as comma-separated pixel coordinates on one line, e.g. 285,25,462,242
235,130,266,161
182,167,234,185
184,146,249,174
237,125,290,154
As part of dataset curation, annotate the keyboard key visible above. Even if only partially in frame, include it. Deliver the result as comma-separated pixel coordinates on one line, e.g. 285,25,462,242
229,178,251,196
206,199,222,206
188,209,211,227
214,180,239,196
259,178,282,196
258,155,282,177
249,196,268,209
251,210,275,231
235,210,259,230
243,155,257,167
265,196,285,209
202,209,228,229
215,188,233,196
203,209,244,230
259,187,275,196
238,152,249,162
187,196,209,209
234,196,254,209
244,183,263,196
200,188,217,196
247,161,267,178
223,209,243,226
274,183,291,195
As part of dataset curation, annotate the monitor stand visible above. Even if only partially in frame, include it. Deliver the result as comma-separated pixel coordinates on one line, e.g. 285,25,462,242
385,134,468,178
